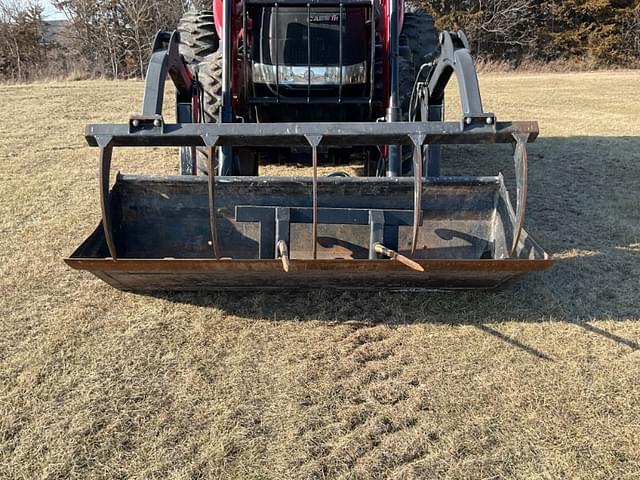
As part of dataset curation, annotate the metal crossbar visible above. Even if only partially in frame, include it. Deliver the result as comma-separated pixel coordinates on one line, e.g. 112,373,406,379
86,121,538,148
235,205,416,259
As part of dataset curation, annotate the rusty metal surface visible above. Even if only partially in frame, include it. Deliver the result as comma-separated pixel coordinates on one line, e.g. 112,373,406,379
64,256,552,291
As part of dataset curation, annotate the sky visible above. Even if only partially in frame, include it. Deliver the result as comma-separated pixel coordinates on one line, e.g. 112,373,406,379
41,0,65,20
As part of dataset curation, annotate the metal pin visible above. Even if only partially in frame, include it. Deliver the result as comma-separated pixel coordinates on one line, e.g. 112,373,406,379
277,240,290,273
374,243,424,272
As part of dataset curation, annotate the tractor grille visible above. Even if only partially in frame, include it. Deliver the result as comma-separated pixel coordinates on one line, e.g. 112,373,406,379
251,6,368,68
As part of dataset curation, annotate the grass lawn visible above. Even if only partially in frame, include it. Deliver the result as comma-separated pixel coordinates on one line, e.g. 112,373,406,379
1,71,639,479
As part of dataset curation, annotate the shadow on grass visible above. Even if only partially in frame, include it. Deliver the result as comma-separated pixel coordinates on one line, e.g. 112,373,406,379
139,136,639,353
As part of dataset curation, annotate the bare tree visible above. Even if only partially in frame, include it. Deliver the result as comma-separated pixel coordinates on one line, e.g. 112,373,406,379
474,0,535,54
121,0,189,77
420,0,536,60
621,6,640,62
54,0,188,79
0,0,45,81
121,0,154,77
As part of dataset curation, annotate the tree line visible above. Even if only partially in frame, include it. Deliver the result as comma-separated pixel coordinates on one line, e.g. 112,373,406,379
0,0,638,82
422,0,640,66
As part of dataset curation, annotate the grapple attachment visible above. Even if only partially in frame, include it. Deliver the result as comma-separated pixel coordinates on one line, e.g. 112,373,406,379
65,121,552,291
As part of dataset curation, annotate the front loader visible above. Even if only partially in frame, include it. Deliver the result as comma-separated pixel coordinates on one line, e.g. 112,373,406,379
65,0,553,291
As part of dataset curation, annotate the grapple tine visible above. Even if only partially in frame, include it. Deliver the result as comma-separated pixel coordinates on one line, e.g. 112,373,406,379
206,144,220,259
410,133,425,256
98,143,117,260
511,133,529,256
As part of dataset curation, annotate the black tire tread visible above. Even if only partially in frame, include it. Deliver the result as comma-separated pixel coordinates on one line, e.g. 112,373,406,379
177,10,219,64
402,9,439,72
184,51,223,175
199,50,223,123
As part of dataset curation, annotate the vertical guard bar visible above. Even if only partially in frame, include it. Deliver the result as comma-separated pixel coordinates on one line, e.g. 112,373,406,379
425,97,443,177
275,207,291,257
369,210,385,259
242,0,249,106
368,0,375,119
189,78,200,176
221,0,233,123
307,3,311,102
369,210,400,259
275,3,280,102
219,0,234,175
276,207,291,271
206,144,221,259
312,145,318,259
338,3,343,102
305,135,322,259
386,0,401,177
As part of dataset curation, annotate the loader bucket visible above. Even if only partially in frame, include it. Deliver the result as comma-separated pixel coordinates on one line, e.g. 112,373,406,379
65,121,552,291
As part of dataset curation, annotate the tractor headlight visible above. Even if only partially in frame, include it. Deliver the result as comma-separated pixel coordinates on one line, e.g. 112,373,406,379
341,62,367,84
252,62,367,85
252,62,277,84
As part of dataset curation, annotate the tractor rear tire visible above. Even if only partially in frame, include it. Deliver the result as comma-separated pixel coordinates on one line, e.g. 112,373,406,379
177,10,219,64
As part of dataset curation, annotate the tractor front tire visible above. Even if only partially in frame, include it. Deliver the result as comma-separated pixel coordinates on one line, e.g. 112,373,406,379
176,12,220,174
199,51,224,123
190,51,223,175
179,51,222,175
185,51,257,176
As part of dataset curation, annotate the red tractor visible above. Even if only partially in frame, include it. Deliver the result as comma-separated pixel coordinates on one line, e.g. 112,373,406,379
175,1,442,175
67,0,552,290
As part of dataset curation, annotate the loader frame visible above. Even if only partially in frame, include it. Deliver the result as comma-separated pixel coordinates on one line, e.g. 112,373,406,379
65,10,554,291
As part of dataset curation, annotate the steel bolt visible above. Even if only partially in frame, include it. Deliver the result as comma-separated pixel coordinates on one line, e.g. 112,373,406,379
131,119,140,128
486,117,493,125
153,119,162,127
465,117,472,126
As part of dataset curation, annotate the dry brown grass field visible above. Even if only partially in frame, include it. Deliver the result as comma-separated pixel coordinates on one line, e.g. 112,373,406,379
1,71,640,479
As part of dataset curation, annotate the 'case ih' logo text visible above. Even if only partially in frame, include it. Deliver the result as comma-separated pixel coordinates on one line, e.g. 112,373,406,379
309,14,339,23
